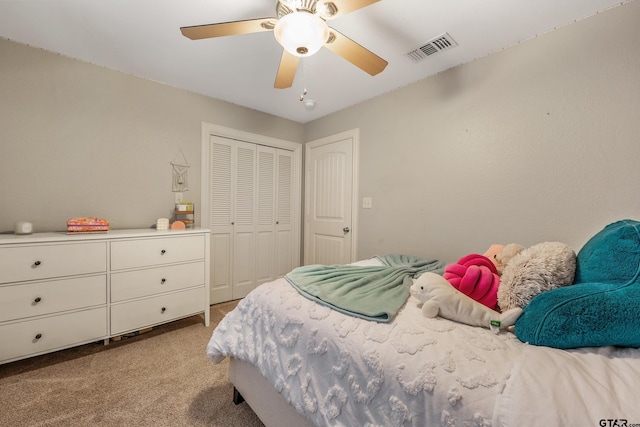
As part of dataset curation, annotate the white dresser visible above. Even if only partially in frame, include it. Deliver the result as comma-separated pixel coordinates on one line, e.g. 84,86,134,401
0,228,210,364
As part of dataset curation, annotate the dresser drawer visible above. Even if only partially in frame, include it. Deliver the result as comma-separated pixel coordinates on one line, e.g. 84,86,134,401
111,261,205,302
0,275,106,322
110,235,205,270
110,287,204,335
0,307,107,363
0,242,107,284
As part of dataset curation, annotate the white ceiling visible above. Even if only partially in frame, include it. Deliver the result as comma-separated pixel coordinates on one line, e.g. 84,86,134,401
0,0,627,123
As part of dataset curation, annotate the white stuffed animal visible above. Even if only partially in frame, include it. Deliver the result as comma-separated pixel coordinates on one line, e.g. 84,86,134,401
410,272,523,331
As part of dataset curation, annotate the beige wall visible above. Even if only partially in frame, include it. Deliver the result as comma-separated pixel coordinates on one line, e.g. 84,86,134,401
0,38,304,232
305,0,640,261
2,1,639,263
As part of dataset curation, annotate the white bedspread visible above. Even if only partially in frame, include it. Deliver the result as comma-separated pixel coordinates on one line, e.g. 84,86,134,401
207,261,640,426
493,345,640,426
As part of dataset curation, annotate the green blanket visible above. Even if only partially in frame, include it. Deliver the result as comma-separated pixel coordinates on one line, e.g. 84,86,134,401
285,254,446,322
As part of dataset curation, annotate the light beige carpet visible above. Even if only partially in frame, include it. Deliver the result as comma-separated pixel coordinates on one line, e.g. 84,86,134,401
0,301,264,427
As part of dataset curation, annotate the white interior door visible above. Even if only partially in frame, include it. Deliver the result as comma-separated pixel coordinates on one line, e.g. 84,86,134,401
305,129,359,265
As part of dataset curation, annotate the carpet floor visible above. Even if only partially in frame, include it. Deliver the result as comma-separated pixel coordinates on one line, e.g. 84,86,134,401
0,301,264,427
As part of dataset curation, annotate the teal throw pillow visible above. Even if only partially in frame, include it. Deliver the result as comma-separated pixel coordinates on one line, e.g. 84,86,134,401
515,219,640,349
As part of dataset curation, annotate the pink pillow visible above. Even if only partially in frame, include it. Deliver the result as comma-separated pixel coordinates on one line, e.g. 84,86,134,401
443,254,500,309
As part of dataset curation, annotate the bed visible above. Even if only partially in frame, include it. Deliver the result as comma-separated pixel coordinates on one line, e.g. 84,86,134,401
207,220,640,426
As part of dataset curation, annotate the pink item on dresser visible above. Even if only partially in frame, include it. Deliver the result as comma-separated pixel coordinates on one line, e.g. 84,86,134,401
66,217,110,233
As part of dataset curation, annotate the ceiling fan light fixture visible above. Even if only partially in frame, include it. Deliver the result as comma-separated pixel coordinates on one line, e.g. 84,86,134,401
274,11,329,57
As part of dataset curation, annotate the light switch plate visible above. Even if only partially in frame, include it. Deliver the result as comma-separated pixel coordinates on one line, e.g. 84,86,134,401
362,197,372,209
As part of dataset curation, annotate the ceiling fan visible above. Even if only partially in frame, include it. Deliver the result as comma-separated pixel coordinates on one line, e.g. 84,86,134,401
180,0,388,89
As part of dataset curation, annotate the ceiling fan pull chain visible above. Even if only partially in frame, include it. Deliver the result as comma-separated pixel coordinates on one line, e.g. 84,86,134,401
300,57,307,101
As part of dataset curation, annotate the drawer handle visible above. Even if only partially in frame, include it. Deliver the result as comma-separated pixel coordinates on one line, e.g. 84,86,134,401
35,333,42,340
34,297,42,304
161,307,167,313
33,260,42,267
161,278,166,284
161,249,166,255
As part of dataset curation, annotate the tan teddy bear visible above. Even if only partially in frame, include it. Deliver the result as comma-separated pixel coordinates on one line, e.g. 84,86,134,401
484,243,525,275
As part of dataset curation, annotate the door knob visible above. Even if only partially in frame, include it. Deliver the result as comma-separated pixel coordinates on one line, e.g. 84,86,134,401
343,227,350,233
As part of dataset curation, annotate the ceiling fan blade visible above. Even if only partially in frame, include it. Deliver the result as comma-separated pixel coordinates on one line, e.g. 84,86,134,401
180,18,277,40
274,50,300,89
323,0,381,19
324,29,388,76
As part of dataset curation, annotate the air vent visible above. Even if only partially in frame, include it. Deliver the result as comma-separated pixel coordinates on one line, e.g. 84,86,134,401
406,33,458,63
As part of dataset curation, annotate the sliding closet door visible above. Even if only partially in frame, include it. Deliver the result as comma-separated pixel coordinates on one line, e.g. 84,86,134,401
209,137,257,301
255,146,294,285
209,136,234,303
207,130,299,304
255,146,276,286
275,149,294,278
232,141,257,299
